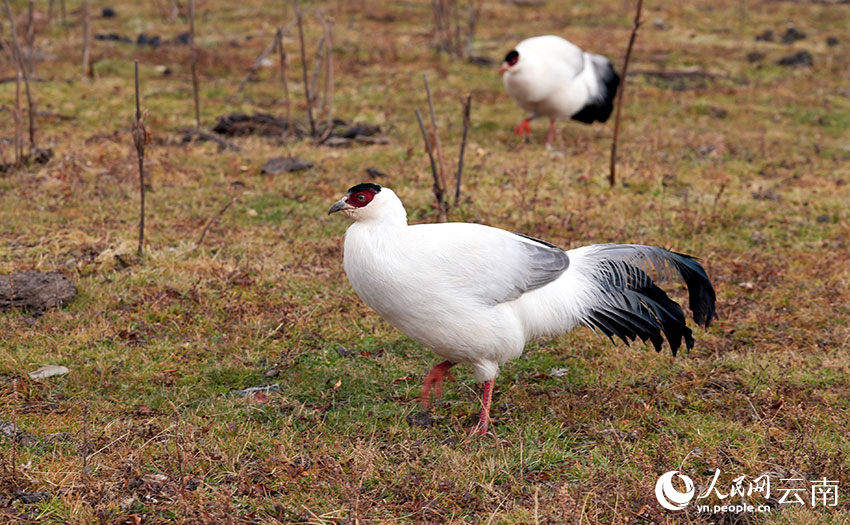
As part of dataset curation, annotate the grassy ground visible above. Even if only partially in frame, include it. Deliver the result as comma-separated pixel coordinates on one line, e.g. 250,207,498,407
1,0,849,523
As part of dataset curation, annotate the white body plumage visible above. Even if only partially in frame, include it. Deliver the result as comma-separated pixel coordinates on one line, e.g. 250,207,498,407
336,187,715,384
501,35,620,124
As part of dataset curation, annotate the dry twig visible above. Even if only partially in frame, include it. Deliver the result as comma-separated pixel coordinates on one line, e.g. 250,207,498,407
609,0,643,187
278,28,293,138
189,0,200,129
82,1,91,76
318,16,334,142
132,60,150,257
455,94,471,205
415,109,447,223
423,75,447,195
3,0,36,153
296,5,315,136
195,193,239,249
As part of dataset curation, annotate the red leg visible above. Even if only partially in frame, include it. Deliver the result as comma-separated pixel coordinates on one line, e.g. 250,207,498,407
420,360,455,410
545,119,556,146
470,379,494,436
513,118,532,136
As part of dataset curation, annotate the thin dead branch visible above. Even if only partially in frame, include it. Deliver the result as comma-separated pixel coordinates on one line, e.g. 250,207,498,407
296,6,315,136
318,16,334,142
455,94,471,205
415,109,447,223
82,1,91,76
25,1,33,75
308,35,325,107
189,0,200,129
278,28,293,138
195,193,238,249
423,75,448,195
132,60,150,257
233,21,296,97
14,71,22,166
609,0,643,187
4,0,36,153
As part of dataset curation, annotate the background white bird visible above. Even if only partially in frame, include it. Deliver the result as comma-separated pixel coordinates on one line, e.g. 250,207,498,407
500,35,621,145
330,183,716,435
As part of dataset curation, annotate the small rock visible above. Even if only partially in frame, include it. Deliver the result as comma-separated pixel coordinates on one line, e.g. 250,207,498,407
653,17,666,30
120,496,136,512
752,188,781,200
28,365,69,380
15,490,49,504
746,51,765,63
407,411,434,428
173,32,191,45
549,368,569,378
0,419,17,439
264,367,280,377
335,345,355,357
260,157,314,175
778,50,813,67
321,136,353,148
230,384,281,397
467,55,494,67
740,281,755,290
750,231,767,245
826,36,839,47
816,215,832,223
365,167,388,178
781,26,806,44
137,33,161,48
0,272,77,311
709,106,728,119
755,29,774,42
101,7,116,18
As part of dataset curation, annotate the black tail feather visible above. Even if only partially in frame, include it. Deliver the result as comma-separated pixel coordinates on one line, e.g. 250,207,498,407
580,246,715,356
571,56,620,124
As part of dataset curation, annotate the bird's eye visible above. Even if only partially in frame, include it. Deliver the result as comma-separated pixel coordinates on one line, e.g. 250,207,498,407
505,50,519,66
357,194,366,202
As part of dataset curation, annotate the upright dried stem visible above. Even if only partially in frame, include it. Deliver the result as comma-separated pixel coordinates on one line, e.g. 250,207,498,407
195,194,238,249
132,61,149,257
415,109,447,223
25,1,33,75
169,0,178,23
277,29,293,138
319,17,334,141
3,0,35,153
609,0,643,188
423,75,447,194
14,71,22,166
81,1,91,76
189,0,200,129
308,35,325,107
455,94,471,205
296,7,315,136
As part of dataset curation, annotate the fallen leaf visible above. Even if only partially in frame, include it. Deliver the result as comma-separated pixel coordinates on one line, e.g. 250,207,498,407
253,392,269,404
393,376,412,383
332,379,342,390
28,365,69,380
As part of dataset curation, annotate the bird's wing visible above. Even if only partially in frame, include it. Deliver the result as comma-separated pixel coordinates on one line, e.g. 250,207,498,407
404,223,570,306
565,244,716,355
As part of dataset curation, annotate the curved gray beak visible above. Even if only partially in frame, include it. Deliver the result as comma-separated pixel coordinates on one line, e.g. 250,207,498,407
328,199,348,215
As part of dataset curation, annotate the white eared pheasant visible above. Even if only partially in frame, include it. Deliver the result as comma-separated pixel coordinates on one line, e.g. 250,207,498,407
329,183,715,435
500,35,620,145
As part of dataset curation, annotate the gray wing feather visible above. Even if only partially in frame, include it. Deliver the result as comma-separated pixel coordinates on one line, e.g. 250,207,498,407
478,234,569,305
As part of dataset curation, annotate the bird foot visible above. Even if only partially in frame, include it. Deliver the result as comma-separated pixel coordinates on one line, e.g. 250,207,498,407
513,119,532,136
420,360,456,410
